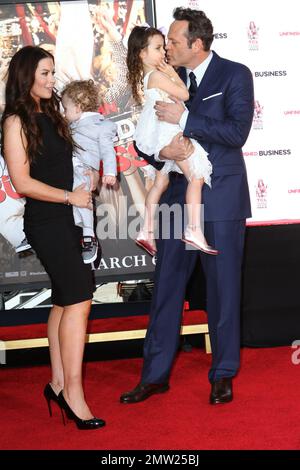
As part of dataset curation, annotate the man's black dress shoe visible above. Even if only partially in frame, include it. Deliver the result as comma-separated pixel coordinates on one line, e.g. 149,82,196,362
120,382,169,404
209,377,233,405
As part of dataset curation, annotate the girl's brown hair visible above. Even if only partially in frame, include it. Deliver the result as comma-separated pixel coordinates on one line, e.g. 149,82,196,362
1,45,73,163
126,26,165,104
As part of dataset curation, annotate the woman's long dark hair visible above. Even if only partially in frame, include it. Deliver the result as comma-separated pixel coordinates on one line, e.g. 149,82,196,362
1,45,73,163
126,26,165,104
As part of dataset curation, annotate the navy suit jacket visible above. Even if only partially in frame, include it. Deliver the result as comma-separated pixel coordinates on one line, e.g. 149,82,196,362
136,51,254,222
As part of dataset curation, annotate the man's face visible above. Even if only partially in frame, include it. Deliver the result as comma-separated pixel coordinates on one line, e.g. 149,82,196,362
166,20,194,68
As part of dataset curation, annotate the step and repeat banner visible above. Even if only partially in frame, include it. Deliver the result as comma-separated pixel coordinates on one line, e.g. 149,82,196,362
0,0,299,290
156,0,300,225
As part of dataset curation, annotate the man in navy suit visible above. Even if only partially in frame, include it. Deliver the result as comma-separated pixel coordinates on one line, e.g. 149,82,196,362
121,7,254,405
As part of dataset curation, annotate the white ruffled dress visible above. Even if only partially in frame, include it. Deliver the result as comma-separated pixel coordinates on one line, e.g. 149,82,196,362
134,71,212,186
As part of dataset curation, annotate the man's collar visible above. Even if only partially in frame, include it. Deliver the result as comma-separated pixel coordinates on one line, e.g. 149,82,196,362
187,51,214,83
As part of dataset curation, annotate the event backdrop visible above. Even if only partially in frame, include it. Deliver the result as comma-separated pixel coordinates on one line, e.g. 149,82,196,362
156,0,300,225
0,0,299,291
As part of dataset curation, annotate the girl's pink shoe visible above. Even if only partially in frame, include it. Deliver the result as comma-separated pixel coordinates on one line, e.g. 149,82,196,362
135,230,157,256
182,226,218,255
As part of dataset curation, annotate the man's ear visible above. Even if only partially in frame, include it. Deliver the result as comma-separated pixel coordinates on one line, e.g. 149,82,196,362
192,38,204,53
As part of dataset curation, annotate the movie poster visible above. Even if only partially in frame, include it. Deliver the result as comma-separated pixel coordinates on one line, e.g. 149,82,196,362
0,0,156,291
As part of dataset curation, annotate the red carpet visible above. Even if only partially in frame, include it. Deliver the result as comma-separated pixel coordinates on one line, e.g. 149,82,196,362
1,346,300,450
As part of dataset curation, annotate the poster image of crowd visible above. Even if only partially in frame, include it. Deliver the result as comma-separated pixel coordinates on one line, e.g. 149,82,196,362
0,0,156,291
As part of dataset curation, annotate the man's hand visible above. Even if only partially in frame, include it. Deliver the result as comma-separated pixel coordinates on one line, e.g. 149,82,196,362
159,132,194,161
154,97,185,124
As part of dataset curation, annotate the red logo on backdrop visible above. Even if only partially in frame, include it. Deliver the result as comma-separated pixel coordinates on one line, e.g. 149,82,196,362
248,21,259,50
284,110,300,116
256,179,268,209
253,100,264,130
279,31,300,36
288,189,300,194
243,151,258,157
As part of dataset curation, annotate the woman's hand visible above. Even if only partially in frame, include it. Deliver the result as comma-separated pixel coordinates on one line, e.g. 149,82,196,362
84,168,100,191
69,184,93,209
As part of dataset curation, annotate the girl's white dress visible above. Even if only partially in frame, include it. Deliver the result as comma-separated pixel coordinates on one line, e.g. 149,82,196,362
134,71,212,185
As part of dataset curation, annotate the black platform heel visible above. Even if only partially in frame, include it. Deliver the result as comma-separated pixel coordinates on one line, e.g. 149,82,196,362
58,391,106,430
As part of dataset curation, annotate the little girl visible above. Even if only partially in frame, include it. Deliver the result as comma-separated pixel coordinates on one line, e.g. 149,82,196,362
61,80,117,264
127,26,217,256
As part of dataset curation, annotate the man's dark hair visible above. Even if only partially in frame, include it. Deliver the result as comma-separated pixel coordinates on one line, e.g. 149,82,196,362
173,7,214,51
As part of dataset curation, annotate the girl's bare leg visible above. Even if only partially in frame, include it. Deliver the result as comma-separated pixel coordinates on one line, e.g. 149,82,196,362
176,160,207,240
136,171,169,254
176,160,218,254
143,171,169,233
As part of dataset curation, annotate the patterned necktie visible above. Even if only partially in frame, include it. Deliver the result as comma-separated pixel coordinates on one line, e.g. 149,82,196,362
185,71,198,110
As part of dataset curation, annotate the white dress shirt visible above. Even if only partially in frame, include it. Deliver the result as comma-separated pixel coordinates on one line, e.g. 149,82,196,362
179,51,213,129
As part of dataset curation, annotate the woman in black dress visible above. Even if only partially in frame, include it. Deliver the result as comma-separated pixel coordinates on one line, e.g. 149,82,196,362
1,46,105,429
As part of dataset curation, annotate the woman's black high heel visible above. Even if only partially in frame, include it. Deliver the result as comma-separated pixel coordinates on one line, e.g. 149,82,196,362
58,391,106,430
44,383,61,417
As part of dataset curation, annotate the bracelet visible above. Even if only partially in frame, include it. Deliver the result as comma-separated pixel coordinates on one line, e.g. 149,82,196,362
64,190,71,205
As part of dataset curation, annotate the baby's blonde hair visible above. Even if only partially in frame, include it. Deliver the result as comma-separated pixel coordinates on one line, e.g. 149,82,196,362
61,79,100,112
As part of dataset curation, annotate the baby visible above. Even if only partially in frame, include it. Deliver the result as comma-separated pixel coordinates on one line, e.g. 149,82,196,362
61,80,117,264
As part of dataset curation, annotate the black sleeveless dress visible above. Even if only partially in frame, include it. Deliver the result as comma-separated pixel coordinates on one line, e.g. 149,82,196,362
23,113,94,306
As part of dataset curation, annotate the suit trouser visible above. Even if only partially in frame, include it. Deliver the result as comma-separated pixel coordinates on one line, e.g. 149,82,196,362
141,181,246,384
141,174,197,384
201,220,246,383
141,231,198,384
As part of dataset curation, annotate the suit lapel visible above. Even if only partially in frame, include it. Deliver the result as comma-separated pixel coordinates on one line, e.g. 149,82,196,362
195,51,222,101
178,52,222,103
